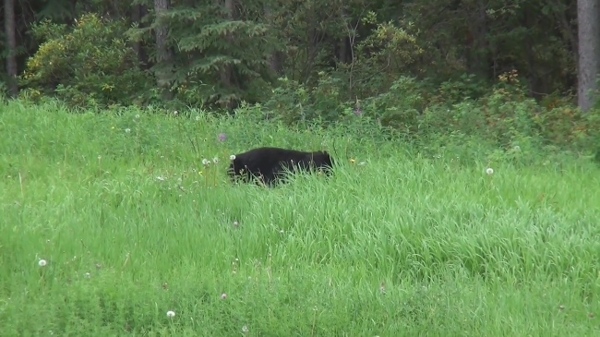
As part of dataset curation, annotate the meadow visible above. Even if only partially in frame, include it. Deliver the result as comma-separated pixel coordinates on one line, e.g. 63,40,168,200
0,100,599,336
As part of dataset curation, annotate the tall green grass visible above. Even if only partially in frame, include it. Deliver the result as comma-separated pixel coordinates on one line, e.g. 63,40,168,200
1,100,599,336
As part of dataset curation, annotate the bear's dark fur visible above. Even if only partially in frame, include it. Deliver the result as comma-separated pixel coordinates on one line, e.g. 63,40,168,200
228,147,334,186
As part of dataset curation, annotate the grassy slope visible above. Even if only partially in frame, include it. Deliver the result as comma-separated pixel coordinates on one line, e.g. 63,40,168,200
0,101,599,336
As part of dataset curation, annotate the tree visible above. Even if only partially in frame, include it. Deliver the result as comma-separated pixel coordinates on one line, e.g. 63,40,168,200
577,0,600,112
4,0,18,96
153,0,174,99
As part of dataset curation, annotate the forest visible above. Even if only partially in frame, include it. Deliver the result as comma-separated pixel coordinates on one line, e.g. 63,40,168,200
1,1,597,113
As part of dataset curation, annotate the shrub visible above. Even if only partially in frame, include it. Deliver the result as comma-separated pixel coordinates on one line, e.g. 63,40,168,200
262,75,353,126
20,13,152,109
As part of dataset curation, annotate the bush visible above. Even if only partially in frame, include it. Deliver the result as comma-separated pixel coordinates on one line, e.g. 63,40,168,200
20,13,152,109
262,75,354,125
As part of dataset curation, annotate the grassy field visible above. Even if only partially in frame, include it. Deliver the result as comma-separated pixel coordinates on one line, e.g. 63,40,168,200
1,100,599,336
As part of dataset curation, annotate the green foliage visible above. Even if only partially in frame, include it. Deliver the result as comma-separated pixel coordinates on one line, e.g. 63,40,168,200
403,0,576,95
261,11,424,126
260,67,598,159
262,77,311,124
431,74,491,105
341,13,424,98
362,76,424,135
0,0,586,114
478,77,541,146
20,13,152,108
263,74,351,125
271,0,349,82
126,3,280,110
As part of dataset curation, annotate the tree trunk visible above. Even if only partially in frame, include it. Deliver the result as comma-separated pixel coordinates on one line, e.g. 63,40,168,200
132,4,149,69
153,0,174,100
221,0,235,88
466,0,491,78
577,0,600,112
263,4,283,76
4,0,18,97
219,0,236,109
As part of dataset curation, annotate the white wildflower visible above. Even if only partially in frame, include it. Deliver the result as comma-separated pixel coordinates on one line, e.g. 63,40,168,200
38,259,47,267
486,167,494,175
229,155,236,160
166,310,176,318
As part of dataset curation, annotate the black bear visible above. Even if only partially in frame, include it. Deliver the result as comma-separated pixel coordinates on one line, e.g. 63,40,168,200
228,147,334,186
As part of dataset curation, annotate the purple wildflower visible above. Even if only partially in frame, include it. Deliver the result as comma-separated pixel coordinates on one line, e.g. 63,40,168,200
218,133,227,142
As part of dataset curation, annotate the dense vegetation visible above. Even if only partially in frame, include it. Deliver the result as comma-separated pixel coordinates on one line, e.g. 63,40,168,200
0,100,599,336
0,1,597,111
2,1,599,152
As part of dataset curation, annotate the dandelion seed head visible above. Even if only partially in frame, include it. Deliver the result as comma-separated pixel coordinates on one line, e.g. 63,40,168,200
486,167,494,175
213,157,219,164
166,310,176,318
221,293,228,300
202,159,210,166
125,128,131,133
241,325,249,334
38,259,47,267
230,155,236,160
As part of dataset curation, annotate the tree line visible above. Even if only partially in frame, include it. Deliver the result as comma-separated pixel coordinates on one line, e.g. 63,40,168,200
1,0,599,113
